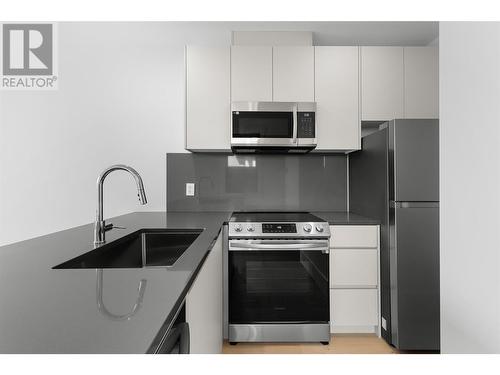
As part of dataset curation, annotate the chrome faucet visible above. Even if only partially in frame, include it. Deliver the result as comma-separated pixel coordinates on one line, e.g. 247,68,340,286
94,164,147,245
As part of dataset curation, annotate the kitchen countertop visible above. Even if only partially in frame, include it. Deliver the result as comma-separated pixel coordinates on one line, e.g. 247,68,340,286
313,211,379,225
0,211,231,354
0,209,376,354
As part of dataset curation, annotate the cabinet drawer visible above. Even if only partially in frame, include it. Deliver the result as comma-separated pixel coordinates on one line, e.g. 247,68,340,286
330,289,378,327
330,249,378,288
330,225,378,248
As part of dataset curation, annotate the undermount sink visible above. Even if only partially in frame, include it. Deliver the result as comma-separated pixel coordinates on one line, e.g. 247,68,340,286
53,229,203,269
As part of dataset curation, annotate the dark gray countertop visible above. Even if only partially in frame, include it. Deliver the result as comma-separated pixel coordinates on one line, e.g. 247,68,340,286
0,211,231,354
0,209,376,354
313,211,379,225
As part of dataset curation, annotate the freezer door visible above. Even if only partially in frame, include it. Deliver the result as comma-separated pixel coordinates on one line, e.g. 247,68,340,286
390,204,440,350
388,119,439,202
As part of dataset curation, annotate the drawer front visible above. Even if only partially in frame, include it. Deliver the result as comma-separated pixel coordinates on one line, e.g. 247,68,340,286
330,289,378,327
330,225,378,248
330,249,378,288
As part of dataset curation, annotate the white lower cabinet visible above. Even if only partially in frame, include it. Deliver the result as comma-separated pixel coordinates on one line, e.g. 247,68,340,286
330,289,378,333
331,225,378,248
330,249,378,288
185,234,223,353
329,225,380,335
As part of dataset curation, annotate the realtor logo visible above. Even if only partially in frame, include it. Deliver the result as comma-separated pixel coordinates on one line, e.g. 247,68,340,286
1,23,58,89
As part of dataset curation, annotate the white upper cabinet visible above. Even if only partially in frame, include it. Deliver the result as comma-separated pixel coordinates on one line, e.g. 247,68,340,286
272,46,314,102
185,46,230,151
231,46,273,102
185,44,437,151
315,46,360,151
404,47,439,118
361,47,404,121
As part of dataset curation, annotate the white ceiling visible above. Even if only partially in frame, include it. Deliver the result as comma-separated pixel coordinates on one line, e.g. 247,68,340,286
173,21,439,46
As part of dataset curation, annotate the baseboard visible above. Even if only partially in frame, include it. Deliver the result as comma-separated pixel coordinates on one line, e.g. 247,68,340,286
331,325,378,334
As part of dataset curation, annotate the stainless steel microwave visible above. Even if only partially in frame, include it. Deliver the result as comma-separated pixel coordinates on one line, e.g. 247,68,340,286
231,101,316,153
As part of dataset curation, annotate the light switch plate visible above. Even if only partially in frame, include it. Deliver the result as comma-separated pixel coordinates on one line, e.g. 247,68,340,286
185,183,195,196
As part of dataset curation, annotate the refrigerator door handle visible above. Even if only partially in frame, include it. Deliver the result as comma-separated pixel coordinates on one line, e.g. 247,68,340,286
390,201,439,208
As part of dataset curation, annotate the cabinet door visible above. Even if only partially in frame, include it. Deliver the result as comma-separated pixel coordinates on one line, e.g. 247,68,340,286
330,289,378,329
186,46,230,151
330,249,378,288
361,47,404,121
272,46,314,102
231,46,272,102
315,46,360,150
186,234,223,354
404,47,439,118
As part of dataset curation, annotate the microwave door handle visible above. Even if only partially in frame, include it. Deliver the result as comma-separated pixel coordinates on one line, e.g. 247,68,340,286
292,104,298,144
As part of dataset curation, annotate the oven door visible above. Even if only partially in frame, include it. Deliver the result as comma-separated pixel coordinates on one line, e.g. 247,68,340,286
231,102,297,148
228,239,330,325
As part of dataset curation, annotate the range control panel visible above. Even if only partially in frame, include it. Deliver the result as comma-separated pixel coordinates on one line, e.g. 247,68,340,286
228,222,330,238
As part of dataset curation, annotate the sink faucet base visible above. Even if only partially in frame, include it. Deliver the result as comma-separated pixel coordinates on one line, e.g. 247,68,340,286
94,220,107,245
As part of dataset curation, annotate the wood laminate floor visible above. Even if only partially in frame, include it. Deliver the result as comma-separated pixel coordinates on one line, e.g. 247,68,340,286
222,334,398,354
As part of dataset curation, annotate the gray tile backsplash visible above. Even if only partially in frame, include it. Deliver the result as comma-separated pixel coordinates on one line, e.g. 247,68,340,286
167,153,347,212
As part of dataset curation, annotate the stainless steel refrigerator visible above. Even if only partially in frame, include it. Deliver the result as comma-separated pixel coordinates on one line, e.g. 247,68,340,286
349,119,440,351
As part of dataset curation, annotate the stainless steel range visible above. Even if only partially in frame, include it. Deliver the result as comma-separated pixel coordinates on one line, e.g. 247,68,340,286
225,212,331,344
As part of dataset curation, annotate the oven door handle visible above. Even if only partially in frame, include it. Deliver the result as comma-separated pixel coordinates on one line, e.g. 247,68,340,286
229,240,329,252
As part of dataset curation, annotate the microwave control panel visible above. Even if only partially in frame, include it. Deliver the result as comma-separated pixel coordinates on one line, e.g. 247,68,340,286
297,112,316,138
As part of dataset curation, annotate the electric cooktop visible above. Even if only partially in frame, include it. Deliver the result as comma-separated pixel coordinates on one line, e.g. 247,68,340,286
229,211,325,223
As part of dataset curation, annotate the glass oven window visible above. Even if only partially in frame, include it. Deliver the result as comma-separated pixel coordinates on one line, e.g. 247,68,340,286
232,112,293,138
229,250,329,323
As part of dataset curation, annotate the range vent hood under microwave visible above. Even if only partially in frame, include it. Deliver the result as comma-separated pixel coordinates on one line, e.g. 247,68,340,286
230,101,316,153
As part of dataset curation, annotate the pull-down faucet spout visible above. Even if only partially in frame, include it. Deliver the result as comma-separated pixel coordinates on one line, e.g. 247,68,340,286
94,164,147,245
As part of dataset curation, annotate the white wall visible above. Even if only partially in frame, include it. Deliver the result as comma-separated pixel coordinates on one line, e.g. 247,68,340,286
1,23,180,245
440,22,500,353
0,22,250,245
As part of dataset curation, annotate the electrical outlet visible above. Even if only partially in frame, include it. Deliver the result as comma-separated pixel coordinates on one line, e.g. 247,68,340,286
185,183,195,196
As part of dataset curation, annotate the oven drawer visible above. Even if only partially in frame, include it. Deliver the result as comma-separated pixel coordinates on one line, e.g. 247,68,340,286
330,225,378,248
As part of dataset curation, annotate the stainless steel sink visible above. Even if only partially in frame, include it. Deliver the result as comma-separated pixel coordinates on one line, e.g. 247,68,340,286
53,229,203,269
